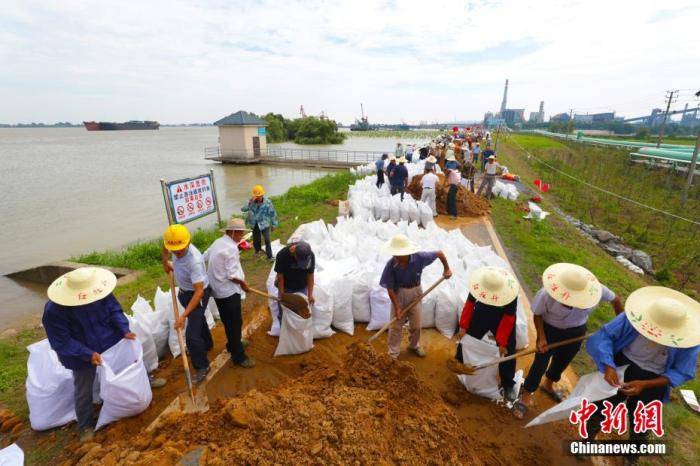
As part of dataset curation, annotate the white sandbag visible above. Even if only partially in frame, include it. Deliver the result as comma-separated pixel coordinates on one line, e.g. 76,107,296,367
515,298,529,350
0,444,23,466
95,339,152,430
204,305,216,330
456,334,501,400
407,199,420,224
274,308,314,356
525,366,628,428
331,277,354,335
132,295,169,359
389,197,401,223
26,339,76,431
399,198,410,221
418,202,433,227
266,267,281,337
368,286,392,331
435,287,460,338
351,271,373,323
311,286,334,339
126,315,158,373
421,293,437,328
380,201,390,222
207,298,220,320
167,319,183,358
506,185,519,201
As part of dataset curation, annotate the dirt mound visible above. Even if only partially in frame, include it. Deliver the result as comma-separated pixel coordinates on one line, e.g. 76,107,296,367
407,174,490,217
73,342,484,465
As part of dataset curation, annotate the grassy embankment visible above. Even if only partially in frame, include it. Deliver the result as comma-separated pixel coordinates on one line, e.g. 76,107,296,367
591,134,696,146
0,172,356,428
490,134,699,464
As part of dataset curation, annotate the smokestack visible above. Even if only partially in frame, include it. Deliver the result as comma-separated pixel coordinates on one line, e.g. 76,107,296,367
539,101,544,114
500,79,509,114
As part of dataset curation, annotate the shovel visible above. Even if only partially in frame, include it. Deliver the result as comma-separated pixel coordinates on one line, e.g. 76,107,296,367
247,287,311,319
368,276,447,343
447,333,592,375
167,271,209,412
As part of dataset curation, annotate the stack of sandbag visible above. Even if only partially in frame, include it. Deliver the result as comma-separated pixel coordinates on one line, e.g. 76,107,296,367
274,294,315,357
347,177,435,228
265,215,528,350
492,180,519,201
26,339,76,431
131,295,169,358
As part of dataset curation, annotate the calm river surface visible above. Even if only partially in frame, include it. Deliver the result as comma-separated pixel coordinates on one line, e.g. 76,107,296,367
1,127,418,328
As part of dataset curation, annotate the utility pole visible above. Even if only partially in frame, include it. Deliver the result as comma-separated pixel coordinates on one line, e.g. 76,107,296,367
656,90,678,148
681,89,700,204
567,108,574,139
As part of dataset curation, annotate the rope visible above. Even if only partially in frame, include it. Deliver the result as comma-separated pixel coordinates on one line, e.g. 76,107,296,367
508,138,700,226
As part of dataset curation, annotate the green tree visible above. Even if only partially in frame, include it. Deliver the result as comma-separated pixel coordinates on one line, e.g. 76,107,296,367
289,117,346,144
263,113,288,143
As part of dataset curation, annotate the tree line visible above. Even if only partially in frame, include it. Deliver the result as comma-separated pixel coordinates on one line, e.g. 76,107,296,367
262,113,346,144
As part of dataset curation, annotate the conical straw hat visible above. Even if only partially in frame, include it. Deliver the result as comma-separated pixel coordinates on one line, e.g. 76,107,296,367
382,234,420,256
468,266,519,306
542,263,602,308
625,286,700,348
47,267,117,307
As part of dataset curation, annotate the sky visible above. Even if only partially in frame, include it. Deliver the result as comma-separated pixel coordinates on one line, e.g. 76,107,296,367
1,0,699,124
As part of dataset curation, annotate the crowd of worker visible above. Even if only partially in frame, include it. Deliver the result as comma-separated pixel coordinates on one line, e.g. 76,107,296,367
40,132,699,463
375,127,501,219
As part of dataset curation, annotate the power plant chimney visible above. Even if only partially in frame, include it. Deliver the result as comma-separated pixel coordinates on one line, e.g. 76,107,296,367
500,79,509,114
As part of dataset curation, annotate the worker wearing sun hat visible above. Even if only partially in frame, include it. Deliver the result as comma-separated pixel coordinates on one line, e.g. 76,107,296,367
42,267,165,441
515,263,623,419
202,218,255,369
389,156,409,201
379,235,452,359
242,185,279,262
584,287,700,452
456,266,521,401
161,224,212,384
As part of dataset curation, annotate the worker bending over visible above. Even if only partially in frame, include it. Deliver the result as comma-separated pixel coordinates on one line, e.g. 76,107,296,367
274,240,316,318
514,263,623,418
380,234,452,359
162,224,212,385
456,266,520,401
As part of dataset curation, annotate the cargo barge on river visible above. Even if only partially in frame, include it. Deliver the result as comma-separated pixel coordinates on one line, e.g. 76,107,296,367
83,120,160,131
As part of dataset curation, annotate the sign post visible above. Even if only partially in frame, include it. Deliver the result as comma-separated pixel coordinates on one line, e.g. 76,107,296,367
161,172,221,225
209,169,222,226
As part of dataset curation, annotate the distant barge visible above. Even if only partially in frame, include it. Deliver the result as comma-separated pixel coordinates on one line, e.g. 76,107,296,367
83,120,160,131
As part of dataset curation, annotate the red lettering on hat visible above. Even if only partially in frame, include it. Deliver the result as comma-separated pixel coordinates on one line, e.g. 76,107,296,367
77,292,88,300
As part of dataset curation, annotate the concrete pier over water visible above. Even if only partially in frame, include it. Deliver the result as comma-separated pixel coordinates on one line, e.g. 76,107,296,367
205,147,384,169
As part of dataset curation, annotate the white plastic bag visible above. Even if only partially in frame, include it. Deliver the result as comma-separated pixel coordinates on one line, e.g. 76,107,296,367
126,315,158,373
274,308,314,356
418,202,433,227
96,339,152,430
266,267,282,337
456,334,501,400
407,200,420,224
331,278,354,335
515,298,529,350
368,286,392,331
399,198,410,221
204,305,216,330
435,287,460,338
132,295,169,359
389,197,400,223
26,339,76,431
380,201,390,222
421,293,437,328
311,287,334,339
0,444,23,466
351,272,373,323
207,298,220,320
525,366,628,428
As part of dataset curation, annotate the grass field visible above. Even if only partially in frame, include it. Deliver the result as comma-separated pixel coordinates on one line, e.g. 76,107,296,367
502,133,700,298
592,134,697,146
346,129,439,139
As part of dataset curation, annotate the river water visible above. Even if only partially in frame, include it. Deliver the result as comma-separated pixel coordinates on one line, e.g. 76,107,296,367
1,127,421,329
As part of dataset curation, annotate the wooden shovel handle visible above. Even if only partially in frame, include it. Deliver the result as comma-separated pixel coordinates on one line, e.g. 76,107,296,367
247,286,279,302
168,271,195,403
473,333,593,370
368,276,447,342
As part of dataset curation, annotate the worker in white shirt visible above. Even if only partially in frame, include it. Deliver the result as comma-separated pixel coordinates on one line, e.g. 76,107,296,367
420,167,439,217
203,218,255,368
476,155,499,198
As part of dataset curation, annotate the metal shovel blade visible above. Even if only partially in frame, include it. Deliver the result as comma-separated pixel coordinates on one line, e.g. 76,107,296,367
178,385,210,413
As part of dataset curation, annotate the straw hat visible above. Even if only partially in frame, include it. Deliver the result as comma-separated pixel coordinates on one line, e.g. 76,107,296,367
398,156,407,163
382,234,419,256
445,152,456,161
426,155,437,163
488,155,496,160
220,217,249,232
542,263,602,309
469,266,519,306
47,267,117,307
625,287,700,348
389,155,397,161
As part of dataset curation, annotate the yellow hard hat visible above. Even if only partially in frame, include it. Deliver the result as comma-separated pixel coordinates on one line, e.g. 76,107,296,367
252,185,265,197
163,224,190,251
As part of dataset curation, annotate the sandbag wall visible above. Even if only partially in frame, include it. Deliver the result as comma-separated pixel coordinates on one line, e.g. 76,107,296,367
267,216,529,350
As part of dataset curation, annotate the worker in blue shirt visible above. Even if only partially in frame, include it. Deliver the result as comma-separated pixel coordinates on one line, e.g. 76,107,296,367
162,224,213,384
375,153,388,189
584,286,700,453
42,267,164,441
390,156,409,201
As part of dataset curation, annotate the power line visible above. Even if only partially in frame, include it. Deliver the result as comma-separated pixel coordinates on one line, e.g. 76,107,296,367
509,138,700,226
